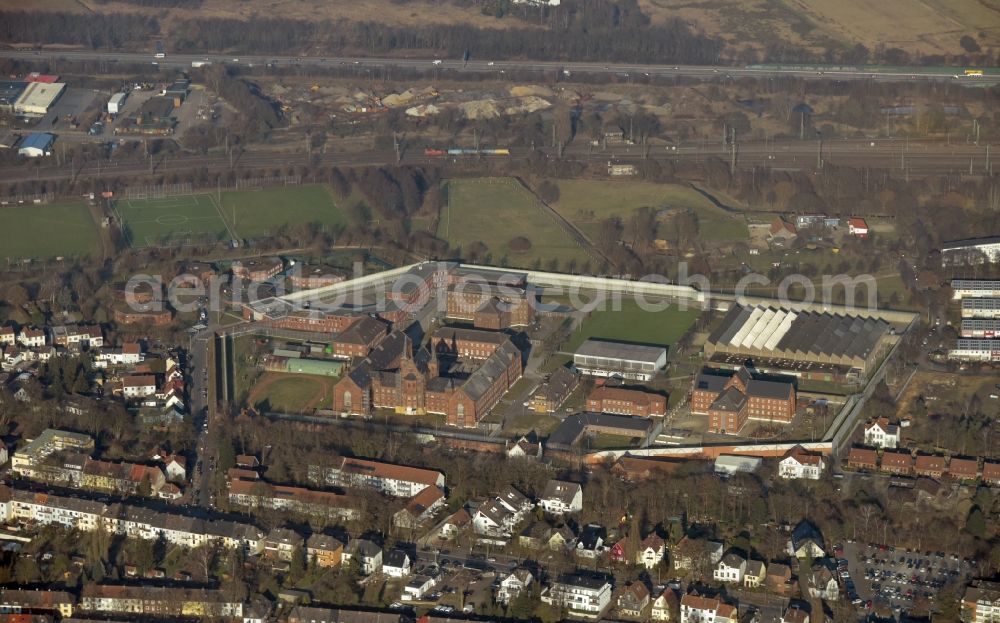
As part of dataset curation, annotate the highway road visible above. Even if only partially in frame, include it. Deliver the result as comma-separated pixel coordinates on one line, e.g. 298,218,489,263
4,137,993,184
1,48,993,84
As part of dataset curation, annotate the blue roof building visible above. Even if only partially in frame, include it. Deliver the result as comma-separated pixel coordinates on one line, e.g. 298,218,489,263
17,132,55,157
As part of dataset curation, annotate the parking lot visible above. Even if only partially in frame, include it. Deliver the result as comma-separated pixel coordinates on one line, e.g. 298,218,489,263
843,542,971,612
38,87,99,130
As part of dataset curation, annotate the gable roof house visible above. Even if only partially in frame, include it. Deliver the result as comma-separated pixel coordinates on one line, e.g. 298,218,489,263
496,568,534,605
575,523,608,559
788,520,825,559
637,533,666,569
778,446,826,480
714,552,747,584
616,582,651,618
506,435,542,460
765,562,793,593
744,560,767,588
805,565,838,601
548,524,577,551
539,479,583,515
880,450,914,475
846,447,878,471
948,457,979,481
437,508,471,540
472,485,533,538
342,539,382,575
914,454,946,478
768,218,798,244
864,417,900,448
680,593,737,623
382,549,411,578
651,588,679,621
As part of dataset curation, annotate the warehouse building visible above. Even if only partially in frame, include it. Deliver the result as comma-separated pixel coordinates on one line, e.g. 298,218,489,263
704,305,892,381
942,237,1000,266
546,412,657,450
948,339,1000,362
573,339,667,382
0,81,27,112
17,132,55,158
961,318,1000,338
951,279,1000,300
13,81,66,116
962,298,1000,319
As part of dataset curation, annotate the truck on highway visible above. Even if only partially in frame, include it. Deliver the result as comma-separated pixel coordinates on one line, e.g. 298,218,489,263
964,69,983,77
191,61,211,68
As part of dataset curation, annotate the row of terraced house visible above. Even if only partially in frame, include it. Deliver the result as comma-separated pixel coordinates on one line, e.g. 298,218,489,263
846,447,1000,484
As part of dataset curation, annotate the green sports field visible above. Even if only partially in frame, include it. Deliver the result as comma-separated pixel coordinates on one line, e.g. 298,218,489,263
0,201,100,259
115,194,233,248
550,180,749,243
564,298,702,351
437,179,589,268
218,184,345,239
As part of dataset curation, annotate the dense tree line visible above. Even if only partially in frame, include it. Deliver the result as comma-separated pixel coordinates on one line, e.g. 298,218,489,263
0,11,158,49
95,0,202,6
170,10,723,65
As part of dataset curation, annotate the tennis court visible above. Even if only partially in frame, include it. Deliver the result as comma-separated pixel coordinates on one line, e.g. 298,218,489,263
114,194,235,248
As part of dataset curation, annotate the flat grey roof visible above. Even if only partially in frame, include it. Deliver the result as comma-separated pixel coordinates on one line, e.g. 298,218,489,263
548,412,654,447
942,237,1000,250
952,279,1000,289
574,339,666,363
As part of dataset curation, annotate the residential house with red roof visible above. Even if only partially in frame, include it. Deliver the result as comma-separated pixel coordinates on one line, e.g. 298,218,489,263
914,454,946,478
880,450,914,476
847,447,878,471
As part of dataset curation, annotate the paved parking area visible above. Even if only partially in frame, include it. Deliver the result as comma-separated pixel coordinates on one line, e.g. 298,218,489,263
843,541,970,612
39,87,99,129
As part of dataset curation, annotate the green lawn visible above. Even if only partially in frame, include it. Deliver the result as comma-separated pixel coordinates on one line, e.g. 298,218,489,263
550,180,749,242
564,299,703,351
438,179,589,268
219,184,346,239
115,194,231,248
250,373,334,413
0,201,100,259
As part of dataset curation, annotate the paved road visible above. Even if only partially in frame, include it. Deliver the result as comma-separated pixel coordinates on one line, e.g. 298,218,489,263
2,49,992,85
187,326,218,508
4,137,992,184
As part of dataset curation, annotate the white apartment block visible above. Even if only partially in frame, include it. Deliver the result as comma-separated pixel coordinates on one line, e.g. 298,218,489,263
541,575,612,619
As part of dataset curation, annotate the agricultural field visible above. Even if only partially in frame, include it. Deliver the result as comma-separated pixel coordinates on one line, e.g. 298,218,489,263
246,372,337,414
0,201,101,259
639,0,996,57
218,184,346,239
114,194,233,248
438,178,590,268
563,298,703,351
549,180,748,243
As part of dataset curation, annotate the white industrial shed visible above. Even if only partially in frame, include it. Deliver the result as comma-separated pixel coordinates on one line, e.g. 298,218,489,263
13,82,66,116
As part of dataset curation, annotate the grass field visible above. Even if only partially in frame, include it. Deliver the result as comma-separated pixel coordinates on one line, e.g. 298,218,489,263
564,298,702,351
0,201,100,259
248,372,336,413
115,194,232,248
550,180,748,243
218,184,346,239
639,0,996,57
438,179,590,268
